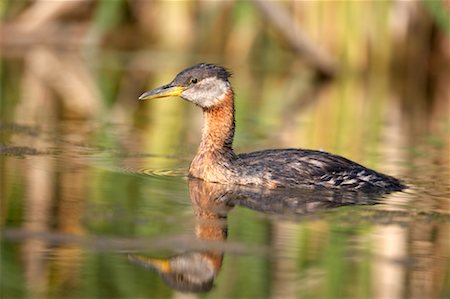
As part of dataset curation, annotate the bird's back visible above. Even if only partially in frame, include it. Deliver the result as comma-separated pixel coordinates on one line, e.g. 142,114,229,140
236,149,405,192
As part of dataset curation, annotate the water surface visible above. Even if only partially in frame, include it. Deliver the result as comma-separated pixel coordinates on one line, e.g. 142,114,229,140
1,115,449,299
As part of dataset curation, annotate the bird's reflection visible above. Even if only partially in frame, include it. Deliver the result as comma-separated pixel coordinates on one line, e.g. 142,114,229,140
128,179,382,293
128,179,231,293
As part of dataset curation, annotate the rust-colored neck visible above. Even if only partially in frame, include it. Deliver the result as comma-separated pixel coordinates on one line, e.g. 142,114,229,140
189,90,236,181
199,90,235,153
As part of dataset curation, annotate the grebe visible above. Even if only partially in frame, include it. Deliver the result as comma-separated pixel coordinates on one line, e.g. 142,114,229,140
139,63,405,192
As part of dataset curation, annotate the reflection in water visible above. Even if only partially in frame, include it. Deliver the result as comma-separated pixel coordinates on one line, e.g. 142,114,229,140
7,122,91,298
128,179,231,293
128,179,383,293
1,121,449,298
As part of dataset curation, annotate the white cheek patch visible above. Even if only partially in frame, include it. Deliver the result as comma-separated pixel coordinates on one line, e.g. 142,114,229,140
181,77,230,108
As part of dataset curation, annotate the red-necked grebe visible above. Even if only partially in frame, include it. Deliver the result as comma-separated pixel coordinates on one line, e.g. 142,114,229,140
139,63,405,192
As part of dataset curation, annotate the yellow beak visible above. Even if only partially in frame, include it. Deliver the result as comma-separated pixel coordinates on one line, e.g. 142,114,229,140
128,254,172,273
138,83,185,100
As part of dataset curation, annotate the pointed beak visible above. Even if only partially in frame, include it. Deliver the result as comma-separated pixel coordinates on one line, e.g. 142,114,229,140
128,254,172,273
138,83,186,101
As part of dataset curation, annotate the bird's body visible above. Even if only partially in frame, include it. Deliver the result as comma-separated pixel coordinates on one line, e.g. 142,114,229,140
139,63,405,192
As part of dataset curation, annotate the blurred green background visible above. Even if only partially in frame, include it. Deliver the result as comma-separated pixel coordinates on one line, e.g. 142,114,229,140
1,1,449,299
1,0,449,151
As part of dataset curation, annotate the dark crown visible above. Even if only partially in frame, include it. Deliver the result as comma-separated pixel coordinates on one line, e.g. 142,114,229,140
173,63,231,86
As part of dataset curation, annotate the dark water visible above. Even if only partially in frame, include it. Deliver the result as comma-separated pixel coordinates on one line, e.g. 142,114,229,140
1,118,449,299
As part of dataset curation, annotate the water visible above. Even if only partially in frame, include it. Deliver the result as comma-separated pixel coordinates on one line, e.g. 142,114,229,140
1,113,449,299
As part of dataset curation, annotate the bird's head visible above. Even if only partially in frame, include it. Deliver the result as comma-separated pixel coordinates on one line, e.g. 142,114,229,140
139,63,232,108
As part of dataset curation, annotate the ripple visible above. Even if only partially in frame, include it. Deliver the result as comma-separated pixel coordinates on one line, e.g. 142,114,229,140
138,167,187,178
